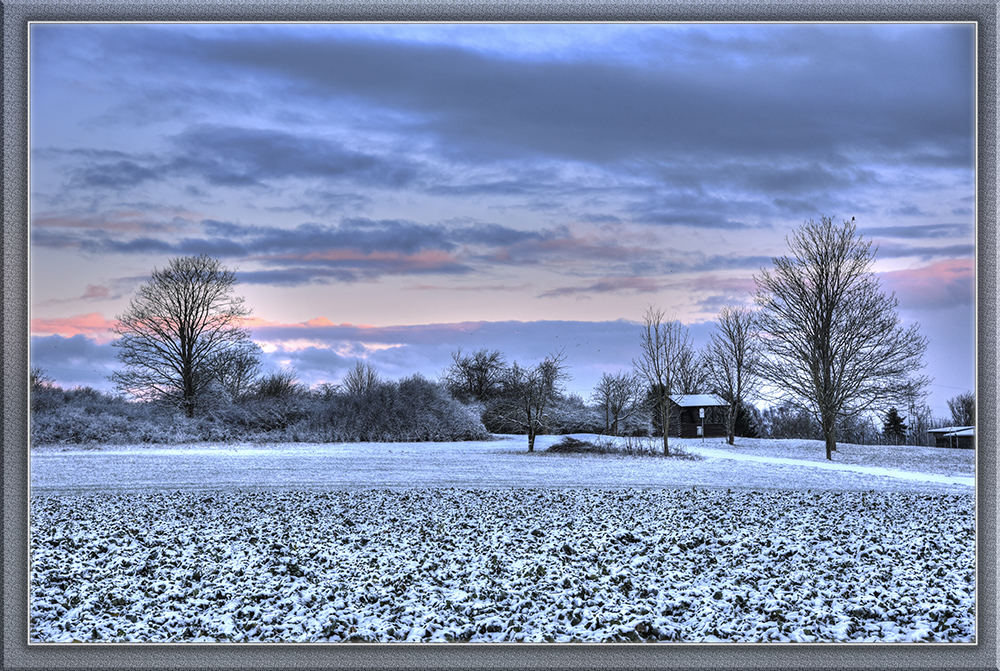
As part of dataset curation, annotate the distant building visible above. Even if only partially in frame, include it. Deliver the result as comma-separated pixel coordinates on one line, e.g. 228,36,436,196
926,426,975,449
667,394,728,438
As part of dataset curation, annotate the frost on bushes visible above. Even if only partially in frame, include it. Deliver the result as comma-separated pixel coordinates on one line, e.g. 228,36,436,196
30,386,198,446
308,375,490,442
31,375,489,445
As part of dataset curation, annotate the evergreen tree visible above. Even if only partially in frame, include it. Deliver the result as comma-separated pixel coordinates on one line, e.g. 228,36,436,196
882,407,907,445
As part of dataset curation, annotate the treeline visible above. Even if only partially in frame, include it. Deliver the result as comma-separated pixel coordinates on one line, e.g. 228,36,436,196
30,366,488,446
31,357,972,448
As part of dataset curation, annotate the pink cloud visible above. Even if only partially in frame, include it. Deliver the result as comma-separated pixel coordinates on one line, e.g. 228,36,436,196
31,312,117,342
879,259,974,310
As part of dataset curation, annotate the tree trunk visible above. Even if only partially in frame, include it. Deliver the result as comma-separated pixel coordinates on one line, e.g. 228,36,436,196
727,404,736,446
823,416,836,460
661,399,670,455
528,428,535,452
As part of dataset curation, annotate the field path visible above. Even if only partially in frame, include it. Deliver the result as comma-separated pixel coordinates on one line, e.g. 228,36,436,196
30,437,972,494
683,445,974,488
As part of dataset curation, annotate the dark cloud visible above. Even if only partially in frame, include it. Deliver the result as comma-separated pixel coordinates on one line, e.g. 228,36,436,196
81,285,111,300
861,223,972,240
65,125,422,192
266,189,372,217
873,243,975,261
201,218,456,256
37,24,971,173
31,228,83,249
76,160,161,189
80,236,175,255
889,203,931,217
170,125,420,188
236,268,355,286
539,277,665,298
172,25,973,169
30,334,119,390
449,223,547,247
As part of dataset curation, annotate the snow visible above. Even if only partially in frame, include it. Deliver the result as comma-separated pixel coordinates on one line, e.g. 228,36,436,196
28,435,977,643
31,435,974,495
682,445,974,488
30,488,974,643
669,394,728,407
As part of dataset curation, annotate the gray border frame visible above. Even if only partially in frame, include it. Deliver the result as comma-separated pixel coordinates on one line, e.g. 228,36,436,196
3,2,996,670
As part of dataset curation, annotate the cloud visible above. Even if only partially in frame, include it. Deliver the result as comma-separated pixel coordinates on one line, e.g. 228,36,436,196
888,203,931,217
874,243,975,261
879,258,974,310
31,210,194,233
184,25,973,167
861,223,972,240
31,312,118,343
81,284,111,300
539,277,666,299
30,334,119,390
62,124,422,192
170,125,420,188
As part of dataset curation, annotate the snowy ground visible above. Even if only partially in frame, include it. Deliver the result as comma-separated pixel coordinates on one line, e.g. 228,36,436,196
30,435,975,495
29,436,977,643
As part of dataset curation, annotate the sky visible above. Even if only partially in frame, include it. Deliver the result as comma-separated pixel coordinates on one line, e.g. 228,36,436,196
28,22,977,420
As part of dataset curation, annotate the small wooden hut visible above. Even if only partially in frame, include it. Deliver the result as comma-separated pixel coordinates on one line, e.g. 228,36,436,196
927,426,975,449
667,394,728,438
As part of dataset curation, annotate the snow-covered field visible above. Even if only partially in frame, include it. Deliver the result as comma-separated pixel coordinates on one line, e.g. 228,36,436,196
29,436,976,643
30,435,975,494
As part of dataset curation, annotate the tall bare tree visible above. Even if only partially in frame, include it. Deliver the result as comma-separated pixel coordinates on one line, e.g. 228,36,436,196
591,371,644,436
494,350,568,451
704,305,763,445
632,306,689,455
110,255,253,417
753,216,929,460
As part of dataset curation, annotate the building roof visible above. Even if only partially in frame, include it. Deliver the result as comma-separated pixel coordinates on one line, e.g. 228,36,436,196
927,426,975,435
669,394,728,408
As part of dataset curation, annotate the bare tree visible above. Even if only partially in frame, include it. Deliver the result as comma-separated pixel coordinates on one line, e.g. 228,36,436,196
591,371,644,436
947,391,975,426
494,350,569,451
674,338,708,395
110,255,253,417
341,360,382,396
208,340,263,402
632,306,689,455
753,216,929,460
704,306,763,445
443,348,507,403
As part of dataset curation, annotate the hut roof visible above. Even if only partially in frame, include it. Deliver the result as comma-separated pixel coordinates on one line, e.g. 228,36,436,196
669,394,728,408
928,426,975,436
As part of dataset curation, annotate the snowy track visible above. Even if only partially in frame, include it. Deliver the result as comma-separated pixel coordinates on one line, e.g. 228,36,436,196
683,446,975,488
